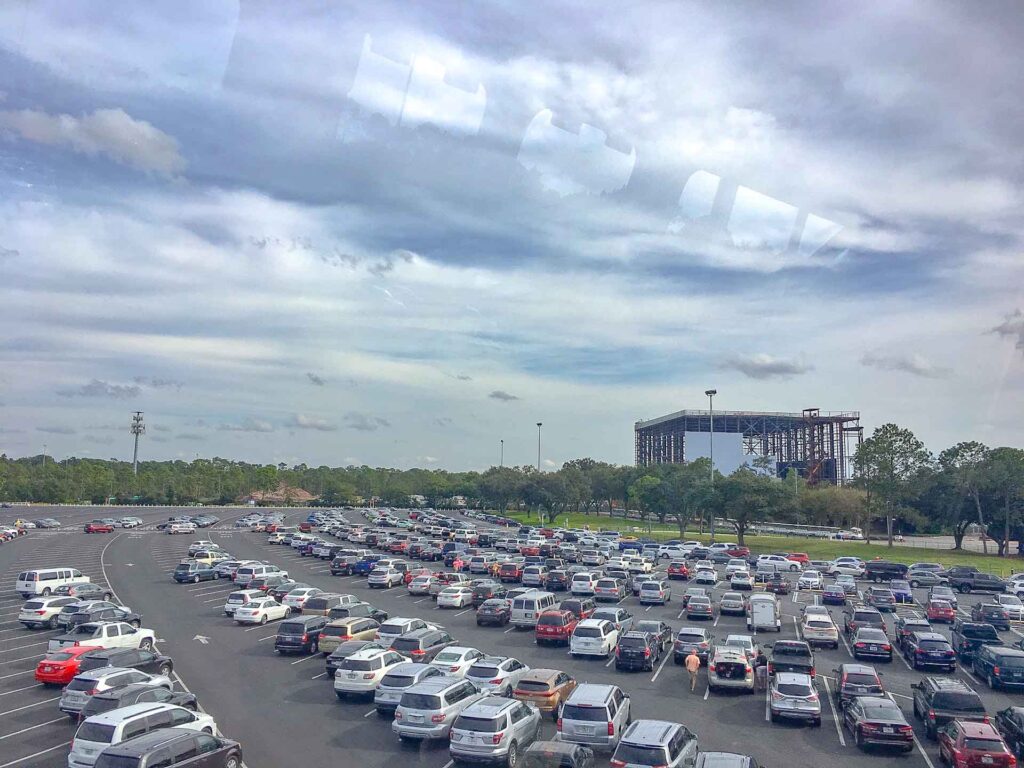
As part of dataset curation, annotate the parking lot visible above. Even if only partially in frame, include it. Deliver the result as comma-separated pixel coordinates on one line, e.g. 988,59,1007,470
4,506,1024,768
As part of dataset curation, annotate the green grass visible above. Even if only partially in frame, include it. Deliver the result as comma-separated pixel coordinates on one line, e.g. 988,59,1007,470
503,510,1024,576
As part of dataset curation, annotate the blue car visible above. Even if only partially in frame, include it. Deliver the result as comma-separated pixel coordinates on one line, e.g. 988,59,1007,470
890,580,914,603
353,556,382,575
822,585,847,605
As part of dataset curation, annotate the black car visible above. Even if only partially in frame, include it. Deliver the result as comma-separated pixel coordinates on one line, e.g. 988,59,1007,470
971,602,1011,631
547,571,570,592
274,615,328,654
951,619,1003,660
69,606,142,629
767,640,814,676
53,583,113,601
864,560,909,583
852,628,893,662
93,727,242,768
842,607,885,635
833,663,885,709
841,696,914,752
267,581,306,601
614,631,660,672
994,707,1024,759
633,620,673,652
972,645,1024,690
522,741,596,768
911,677,987,739
326,602,388,623
390,628,456,662
894,615,933,652
79,682,197,721
476,598,511,626
325,640,385,678
471,582,508,608
78,648,174,676
902,631,956,671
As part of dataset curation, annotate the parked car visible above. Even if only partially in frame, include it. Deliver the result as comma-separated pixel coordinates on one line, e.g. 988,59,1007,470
707,646,754,693
894,614,934,651
937,720,1015,768
768,672,821,726
951,619,1003,660
972,602,1012,631
448,695,542,762
994,707,1024,760
429,646,486,678
34,646,99,686
570,619,619,659
557,683,632,751
852,628,893,662
390,627,456,662
465,656,531,696
911,677,988,739
334,647,408,699
767,640,814,677
89,726,242,768
842,696,914,752
864,560,909,583
673,627,714,666
373,661,444,714
903,631,956,671
634,620,673,653
927,599,957,624
274,615,328,654
476,598,512,626
800,613,839,649
821,585,846,606
973,645,1024,690
513,668,577,720
610,720,698,768
832,663,885,709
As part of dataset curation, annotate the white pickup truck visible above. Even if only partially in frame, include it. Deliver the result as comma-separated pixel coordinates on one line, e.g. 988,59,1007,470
47,621,156,653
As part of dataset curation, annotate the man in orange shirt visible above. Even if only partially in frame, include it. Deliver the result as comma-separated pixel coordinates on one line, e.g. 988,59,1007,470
685,649,701,692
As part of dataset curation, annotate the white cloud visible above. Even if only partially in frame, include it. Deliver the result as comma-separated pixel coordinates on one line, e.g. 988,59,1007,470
861,351,950,378
218,418,275,433
289,414,337,432
0,107,184,175
721,354,813,380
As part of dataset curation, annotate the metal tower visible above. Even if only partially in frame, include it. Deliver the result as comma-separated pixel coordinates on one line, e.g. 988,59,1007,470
130,412,145,475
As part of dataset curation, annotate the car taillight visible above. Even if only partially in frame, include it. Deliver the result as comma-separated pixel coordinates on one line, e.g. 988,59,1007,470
708,664,716,672
490,678,503,684
394,712,402,720
607,722,615,735
644,648,651,658
809,667,815,677
928,710,936,720
610,761,627,768
301,634,308,642
899,725,914,734
861,723,880,732
87,688,98,695
808,693,819,702
450,665,460,672
855,642,866,649
34,610,46,615
995,666,1002,676
882,645,891,652
411,650,425,656
768,663,775,673
431,714,445,723
491,732,505,744
745,666,752,674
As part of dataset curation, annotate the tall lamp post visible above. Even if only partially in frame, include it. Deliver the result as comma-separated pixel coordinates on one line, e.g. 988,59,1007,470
536,423,543,524
500,439,504,468
705,389,717,542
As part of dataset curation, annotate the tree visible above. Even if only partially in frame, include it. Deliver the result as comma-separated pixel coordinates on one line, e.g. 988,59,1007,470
715,468,785,545
853,424,932,546
938,442,991,552
985,448,1024,556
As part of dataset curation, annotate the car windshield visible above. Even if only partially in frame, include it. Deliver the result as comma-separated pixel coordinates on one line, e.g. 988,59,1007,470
918,640,950,650
935,693,985,712
612,744,669,766
963,626,999,639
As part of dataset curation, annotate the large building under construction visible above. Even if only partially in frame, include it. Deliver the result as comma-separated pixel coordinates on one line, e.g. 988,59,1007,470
634,408,863,485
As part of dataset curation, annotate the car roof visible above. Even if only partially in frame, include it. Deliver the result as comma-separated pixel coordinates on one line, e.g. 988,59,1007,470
622,719,680,745
567,683,616,704
83,701,179,725
773,672,813,684
461,695,518,717
840,663,878,675
713,647,747,660
958,721,999,737
77,666,139,680
93,726,201,757
916,632,949,641
406,676,463,694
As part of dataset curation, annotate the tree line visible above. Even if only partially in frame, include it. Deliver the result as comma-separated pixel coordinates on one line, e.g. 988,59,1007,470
1,423,1021,553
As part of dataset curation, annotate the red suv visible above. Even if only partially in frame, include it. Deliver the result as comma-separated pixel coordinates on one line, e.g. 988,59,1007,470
667,561,690,580
726,546,750,558
84,521,114,533
787,553,810,566
499,562,523,583
938,720,1016,768
535,609,578,647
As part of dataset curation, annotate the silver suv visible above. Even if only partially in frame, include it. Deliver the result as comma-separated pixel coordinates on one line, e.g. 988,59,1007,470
59,667,171,718
374,662,444,715
557,683,631,750
450,696,543,767
611,720,699,768
393,676,486,742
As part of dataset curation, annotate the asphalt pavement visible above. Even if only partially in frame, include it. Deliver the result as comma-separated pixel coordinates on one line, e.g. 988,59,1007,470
3,506,1024,768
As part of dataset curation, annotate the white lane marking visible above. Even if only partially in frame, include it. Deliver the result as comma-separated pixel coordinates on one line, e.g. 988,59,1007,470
0,684,41,697
504,627,516,634
290,653,319,665
364,709,377,718
650,651,672,682
821,675,846,746
201,597,227,604
839,630,854,658
0,696,61,716
440,761,454,768
311,672,326,680
0,740,71,768
0,670,34,681
0,716,67,739
712,616,719,627
257,633,278,641
703,686,709,701
605,656,616,667
455,608,473,617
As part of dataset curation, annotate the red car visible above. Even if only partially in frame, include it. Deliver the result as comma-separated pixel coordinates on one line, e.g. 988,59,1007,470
726,546,750,558
499,563,523,583
927,599,957,623
83,522,114,533
520,544,541,557
786,553,810,566
298,522,313,533
535,609,578,646
538,528,555,539
35,646,97,686
404,567,434,585
667,561,690,580
938,720,1016,768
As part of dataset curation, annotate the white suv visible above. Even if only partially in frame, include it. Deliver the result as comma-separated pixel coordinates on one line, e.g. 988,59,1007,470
570,619,619,659
334,647,407,699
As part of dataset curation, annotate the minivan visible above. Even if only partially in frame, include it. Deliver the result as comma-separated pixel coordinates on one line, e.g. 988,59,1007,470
68,703,216,768
610,720,699,768
274,616,328,654
449,696,543,766
511,591,558,628
392,676,486,742
557,683,631,750
92,727,242,768
233,564,285,587
16,568,90,598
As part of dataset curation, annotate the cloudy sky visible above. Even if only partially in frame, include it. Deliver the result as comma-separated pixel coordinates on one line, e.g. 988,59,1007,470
1,1,1022,470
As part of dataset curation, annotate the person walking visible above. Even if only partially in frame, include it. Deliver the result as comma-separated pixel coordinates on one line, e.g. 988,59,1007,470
685,649,701,692
754,650,769,691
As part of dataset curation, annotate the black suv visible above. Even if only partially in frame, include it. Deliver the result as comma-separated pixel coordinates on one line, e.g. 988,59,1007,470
994,707,1024,759
78,648,174,676
911,677,987,738
971,602,1011,631
79,683,196,721
902,631,956,672
894,615,933,651
972,645,1024,690
389,627,455,662
948,571,1007,594
615,631,660,672
93,727,241,768
547,571,570,592
522,741,596,768
864,561,909,583
842,607,885,635
832,663,885,708
68,606,142,628
274,615,328,654
951,619,1003,660
472,582,508,608
327,602,389,623
768,640,814,676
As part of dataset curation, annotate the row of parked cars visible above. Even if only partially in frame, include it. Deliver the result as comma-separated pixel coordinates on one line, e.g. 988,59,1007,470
12,565,243,768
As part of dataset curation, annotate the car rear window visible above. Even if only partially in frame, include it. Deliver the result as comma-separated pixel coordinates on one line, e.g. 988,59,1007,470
573,627,602,638
612,744,670,766
918,640,951,650
76,722,116,743
468,664,500,677
278,622,305,636
963,626,999,639
24,601,45,610
996,655,1024,668
561,704,609,722
401,693,442,710
391,638,424,653
94,757,140,768
340,658,380,672
537,614,566,627
776,682,813,696
844,673,881,688
455,715,503,732
381,674,416,688
806,620,833,629
619,635,647,648
964,738,1005,751
516,679,552,692
934,692,985,712
66,678,99,691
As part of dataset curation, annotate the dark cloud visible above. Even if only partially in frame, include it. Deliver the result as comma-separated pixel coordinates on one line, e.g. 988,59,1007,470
434,417,454,427
489,390,521,402
217,418,275,433
151,424,171,432
861,351,949,378
133,376,184,390
721,354,813,380
306,372,326,386
0,245,18,258
288,414,338,431
343,412,390,431
36,425,77,434
84,434,115,445
57,379,141,399
991,309,1024,352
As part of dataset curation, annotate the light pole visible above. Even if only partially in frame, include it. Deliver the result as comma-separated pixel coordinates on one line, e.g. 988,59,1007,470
536,423,542,471
500,439,504,468
705,389,717,543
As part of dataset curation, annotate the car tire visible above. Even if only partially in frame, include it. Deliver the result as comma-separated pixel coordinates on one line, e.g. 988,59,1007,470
910,580,920,588
959,584,971,594
193,575,200,583
260,614,268,625
141,639,153,650
506,741,519,768
42,587,51,596
990,673,998,690
48,616,58,629
158,663,172,676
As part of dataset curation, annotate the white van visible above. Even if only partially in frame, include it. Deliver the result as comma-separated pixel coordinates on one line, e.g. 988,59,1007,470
746,593,782,632
233,563,286,587
15,568,90,598
68,702,216,768
510,590,557,627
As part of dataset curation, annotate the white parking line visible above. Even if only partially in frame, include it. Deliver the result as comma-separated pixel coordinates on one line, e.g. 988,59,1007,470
504,627,516,634
764,685,770,721
604,656,615,667
650,651,672,682
0,670,34,681
363,709,377,718
290,653,318,665
257,633,278,641
0,684,41,697
821,675,846,746
455,608,473,617
1,640,50,653
0,696,61,716
311,672,326,680
0,716,67,739
0,740,72,768
201,597,226,604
